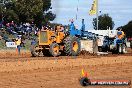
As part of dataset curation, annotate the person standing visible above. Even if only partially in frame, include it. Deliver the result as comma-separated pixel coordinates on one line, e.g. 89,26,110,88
30,38,37,57
15,36,21,55
114,28,125,48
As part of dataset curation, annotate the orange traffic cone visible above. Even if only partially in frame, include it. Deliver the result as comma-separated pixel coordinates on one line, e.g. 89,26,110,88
81,69,88,77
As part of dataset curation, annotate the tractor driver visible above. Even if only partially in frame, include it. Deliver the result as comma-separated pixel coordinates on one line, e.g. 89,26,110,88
70,19,76,30
114,28,125,48
56,25,61,32
56,25,64,32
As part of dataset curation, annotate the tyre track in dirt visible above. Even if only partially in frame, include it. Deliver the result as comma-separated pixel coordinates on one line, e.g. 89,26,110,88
0,49,131,62
0,55,132,72
0,54,131,63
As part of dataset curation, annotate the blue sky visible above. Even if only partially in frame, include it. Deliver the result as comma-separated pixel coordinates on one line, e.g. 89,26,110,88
51,0,132,30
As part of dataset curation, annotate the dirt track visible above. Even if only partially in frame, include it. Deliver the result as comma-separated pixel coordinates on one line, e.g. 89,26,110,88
0,49,132,88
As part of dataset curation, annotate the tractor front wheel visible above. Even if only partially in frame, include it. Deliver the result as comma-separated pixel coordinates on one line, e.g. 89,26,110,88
31,45,41,57
49,43,60,57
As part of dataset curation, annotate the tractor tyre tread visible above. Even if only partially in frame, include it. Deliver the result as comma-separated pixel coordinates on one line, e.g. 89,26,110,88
49,43,60,57
63,36,81,56
30,41,40,57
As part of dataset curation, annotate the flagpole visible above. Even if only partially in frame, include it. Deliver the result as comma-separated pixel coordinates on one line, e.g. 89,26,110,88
96,0,98,30
76,0,79,20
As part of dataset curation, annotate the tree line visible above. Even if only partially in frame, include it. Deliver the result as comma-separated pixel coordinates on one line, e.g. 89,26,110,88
0,0,56,27
0,0,131,38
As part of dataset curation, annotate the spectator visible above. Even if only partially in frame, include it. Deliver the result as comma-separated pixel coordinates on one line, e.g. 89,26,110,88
31,22,34,27
30,38,37,55
114,28,125,48
34,26,39,35
0,21,2,28
10,21,15,27
6,23,10,27
21,35,25,47
15,36,21,55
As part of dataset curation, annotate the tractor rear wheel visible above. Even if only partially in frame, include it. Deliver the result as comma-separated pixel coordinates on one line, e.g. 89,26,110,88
49,43,60,57
63,36,81,56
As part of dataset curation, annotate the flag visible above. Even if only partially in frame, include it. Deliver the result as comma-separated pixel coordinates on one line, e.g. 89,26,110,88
81,69,88,77
89,0,97,15
81,69,85,76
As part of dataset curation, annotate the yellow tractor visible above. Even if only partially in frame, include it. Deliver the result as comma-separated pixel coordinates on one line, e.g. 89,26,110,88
31,25,81,57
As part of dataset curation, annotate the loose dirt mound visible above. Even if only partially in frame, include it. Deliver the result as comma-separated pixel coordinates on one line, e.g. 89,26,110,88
0,48,131,59
79,50,97,56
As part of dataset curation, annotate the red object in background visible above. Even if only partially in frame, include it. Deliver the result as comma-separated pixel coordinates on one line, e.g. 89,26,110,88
128,38,132,41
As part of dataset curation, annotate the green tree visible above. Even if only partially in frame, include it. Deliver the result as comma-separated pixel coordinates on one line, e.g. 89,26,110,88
15,0,43,22
15,0,56,24
1,0,56,26
0,5,3,22
93,14,115,30
118,21,132,38
0,0,19,23
0,0,7,22
42,0,56,24
4,9,19,22
42,0,52,11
